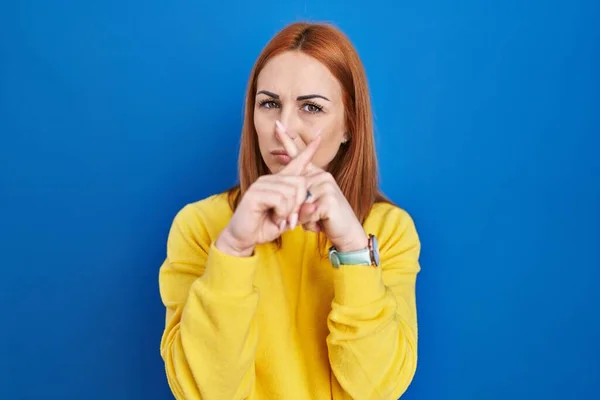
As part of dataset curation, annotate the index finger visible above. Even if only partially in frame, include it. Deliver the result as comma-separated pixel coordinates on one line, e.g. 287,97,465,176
280,135,321,175
275,120,300,158
276,121,321,173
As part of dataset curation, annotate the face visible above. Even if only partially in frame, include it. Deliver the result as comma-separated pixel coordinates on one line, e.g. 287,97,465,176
254,51,348,173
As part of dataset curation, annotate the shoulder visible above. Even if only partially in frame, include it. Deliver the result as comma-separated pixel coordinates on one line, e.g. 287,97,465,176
177,191,233,221
168,191,233,247
364,201,417,233
363,201,420,258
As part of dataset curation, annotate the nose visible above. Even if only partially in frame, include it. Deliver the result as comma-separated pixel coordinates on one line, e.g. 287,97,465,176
279,110,302,141
278,113,319,149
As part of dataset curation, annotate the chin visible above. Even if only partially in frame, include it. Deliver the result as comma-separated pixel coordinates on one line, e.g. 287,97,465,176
267,164,283,174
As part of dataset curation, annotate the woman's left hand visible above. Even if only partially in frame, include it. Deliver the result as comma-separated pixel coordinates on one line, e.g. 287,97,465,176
275,121,368,252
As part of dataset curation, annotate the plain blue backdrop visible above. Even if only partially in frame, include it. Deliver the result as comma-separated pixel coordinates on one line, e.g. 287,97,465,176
1,0,598,399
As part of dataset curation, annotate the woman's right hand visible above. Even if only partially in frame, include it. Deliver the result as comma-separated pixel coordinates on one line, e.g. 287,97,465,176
215,136,321,257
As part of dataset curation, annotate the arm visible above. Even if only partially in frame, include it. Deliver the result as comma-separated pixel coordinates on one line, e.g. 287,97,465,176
159,204,260,400
327,206,421,399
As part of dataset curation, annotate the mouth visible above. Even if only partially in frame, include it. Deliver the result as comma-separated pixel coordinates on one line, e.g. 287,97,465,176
270,150,292,165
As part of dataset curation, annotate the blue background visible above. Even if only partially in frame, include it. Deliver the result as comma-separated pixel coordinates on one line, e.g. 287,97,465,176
1,0,598,399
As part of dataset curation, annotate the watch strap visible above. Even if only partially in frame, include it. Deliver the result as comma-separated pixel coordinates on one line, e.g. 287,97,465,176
329,247,372,267
328,234,379,268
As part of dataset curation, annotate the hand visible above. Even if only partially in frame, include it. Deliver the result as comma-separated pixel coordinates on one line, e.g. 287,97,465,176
215,135,321,257
275,121,368,252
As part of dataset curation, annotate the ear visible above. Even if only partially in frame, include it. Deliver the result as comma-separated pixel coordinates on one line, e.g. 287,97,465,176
341,133,350,144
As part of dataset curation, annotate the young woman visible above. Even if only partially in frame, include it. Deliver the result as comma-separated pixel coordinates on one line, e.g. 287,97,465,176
159,22,421,400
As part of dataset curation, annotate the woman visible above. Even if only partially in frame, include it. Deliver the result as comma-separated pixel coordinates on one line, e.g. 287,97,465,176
159,22,421,400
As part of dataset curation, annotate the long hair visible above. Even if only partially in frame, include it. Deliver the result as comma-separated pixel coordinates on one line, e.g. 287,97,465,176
228,22,390,248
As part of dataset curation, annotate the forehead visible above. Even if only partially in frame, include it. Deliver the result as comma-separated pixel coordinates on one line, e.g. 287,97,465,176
256,51,342,98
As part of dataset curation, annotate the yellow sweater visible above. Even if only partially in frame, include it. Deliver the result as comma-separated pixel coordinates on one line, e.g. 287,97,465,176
159,192,421,399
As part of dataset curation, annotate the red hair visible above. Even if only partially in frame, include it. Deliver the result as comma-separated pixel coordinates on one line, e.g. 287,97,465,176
228,22,390,246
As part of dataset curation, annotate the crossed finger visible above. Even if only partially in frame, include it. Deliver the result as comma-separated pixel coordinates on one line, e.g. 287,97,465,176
279,130,321,176
275,120,320,174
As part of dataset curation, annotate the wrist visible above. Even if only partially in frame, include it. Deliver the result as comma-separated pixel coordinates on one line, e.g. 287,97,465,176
215,227,255,257
333,228,368,252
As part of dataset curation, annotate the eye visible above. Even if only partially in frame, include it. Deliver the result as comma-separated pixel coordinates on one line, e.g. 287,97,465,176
258,99,280,109
302,102,324,114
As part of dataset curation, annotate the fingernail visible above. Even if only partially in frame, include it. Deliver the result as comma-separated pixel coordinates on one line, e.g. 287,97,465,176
276,120,285,131
315,128,322,137
289,213,298,230
279,219,287,231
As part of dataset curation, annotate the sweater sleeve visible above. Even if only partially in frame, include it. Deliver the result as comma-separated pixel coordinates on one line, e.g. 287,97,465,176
158,204,260,400
327,206,421,400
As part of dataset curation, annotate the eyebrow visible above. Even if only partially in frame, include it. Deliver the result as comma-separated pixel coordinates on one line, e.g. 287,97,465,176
256,90,330,102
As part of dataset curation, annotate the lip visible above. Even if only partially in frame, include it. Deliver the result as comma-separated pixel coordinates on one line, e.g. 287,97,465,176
270,150,291,165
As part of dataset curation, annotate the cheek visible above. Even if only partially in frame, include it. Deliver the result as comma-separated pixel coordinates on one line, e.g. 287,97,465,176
306,113,346,169
254,111,275,148
312,130,343,169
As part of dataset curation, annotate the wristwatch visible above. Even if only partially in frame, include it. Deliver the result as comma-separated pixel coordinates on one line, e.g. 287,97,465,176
328,234,380,268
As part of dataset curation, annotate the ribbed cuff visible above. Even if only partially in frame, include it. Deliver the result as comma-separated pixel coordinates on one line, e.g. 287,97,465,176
201,242,259,296
332,265,386,307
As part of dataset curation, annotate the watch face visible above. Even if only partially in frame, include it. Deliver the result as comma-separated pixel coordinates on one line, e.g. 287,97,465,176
371,235,380,266
328,246,341,268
